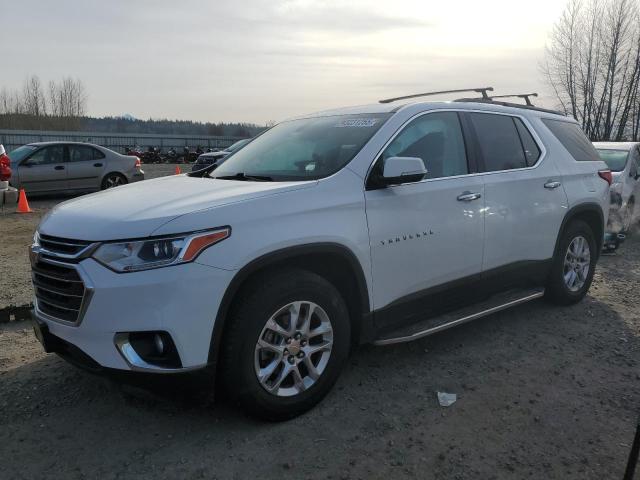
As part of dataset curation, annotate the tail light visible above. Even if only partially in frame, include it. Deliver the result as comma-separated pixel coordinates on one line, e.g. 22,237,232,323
134,157,141,169
598,169,613,186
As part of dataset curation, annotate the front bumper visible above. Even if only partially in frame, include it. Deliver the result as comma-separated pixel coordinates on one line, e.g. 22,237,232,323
33,257,234,372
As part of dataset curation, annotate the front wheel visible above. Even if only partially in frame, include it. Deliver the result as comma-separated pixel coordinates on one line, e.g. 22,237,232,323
220,269,350,421
546,220,597,305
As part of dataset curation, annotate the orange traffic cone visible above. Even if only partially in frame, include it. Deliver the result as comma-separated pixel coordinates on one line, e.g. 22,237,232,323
17,189,33,213
175,165,182,175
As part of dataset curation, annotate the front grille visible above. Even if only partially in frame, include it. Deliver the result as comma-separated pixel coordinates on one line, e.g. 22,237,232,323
32,260,86,324
39,234,92,256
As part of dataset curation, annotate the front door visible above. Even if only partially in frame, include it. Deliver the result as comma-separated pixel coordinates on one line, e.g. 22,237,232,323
365,111,485,330
18,145,67,193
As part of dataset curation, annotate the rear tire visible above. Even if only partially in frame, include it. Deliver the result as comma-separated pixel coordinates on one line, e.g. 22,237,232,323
101,173,127,190
220,268,350,421
546,220,597,305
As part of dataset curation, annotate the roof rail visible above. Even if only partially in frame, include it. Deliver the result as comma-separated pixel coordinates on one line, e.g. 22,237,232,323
453,97,565,116
379,87,494,104
488,93,538,106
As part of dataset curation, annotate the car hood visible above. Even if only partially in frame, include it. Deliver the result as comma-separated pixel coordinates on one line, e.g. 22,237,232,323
38,175,316,241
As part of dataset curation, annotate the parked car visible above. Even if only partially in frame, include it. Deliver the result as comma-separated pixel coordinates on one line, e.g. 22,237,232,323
0,144,10,182
593,142,639,248
191,138,251,172
8,142,144,194
31,88,610,421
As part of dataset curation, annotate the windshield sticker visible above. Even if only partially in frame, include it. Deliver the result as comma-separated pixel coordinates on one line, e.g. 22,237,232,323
334,118,379,128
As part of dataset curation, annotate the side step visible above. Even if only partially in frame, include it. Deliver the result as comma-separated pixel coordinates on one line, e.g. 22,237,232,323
373,287,545,346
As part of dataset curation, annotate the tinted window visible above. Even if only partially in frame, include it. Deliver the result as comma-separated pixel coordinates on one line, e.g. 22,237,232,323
514,118,541,166
469,113,527,172
542,119,600,161
25,146,65,166
595,149,629,172
381,111,468,179
69,145,101,162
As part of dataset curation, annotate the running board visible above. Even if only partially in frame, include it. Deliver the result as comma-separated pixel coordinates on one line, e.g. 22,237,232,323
373,288,545,346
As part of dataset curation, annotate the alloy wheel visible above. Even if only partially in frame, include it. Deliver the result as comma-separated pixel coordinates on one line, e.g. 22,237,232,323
105,175,124,188
563,235,591,292
254,301,333,397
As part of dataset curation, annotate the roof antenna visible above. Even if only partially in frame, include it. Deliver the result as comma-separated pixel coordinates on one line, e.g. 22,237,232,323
379,87,494,104
489,93,538,106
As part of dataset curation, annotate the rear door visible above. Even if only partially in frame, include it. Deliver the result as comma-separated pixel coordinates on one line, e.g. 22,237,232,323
465,112,568,288
66,144,106,190
17,145,67,193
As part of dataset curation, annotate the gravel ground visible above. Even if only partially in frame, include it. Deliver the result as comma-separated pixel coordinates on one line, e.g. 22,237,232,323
0,177,639,479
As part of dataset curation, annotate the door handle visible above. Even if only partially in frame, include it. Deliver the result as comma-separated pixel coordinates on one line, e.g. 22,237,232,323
93,163,103,167
457,191,482,202
544,180,562,189
54,165,65,171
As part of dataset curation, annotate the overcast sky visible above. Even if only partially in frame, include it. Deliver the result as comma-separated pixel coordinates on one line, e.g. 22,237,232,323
1,0,568,124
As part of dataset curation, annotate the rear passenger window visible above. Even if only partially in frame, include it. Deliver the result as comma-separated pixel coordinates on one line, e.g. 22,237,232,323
542,119,600,162
514,118,541,166
381,111,468,179
469,113,527,172
69,145,96,162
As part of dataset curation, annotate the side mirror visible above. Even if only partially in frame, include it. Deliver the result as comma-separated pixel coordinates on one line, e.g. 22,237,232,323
382,156,427,185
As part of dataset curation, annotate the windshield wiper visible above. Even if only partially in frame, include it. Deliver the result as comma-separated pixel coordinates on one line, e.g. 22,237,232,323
214,172,274,182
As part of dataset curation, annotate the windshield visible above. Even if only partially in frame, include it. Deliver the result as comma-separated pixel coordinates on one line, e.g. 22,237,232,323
212,113,391,181
227,139,250,152
596,149,629,172
8,145,38,163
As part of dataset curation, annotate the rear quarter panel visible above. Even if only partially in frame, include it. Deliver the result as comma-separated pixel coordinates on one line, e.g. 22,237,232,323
532,116,610,227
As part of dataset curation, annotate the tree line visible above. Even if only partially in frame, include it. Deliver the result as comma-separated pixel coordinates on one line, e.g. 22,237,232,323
0,75,87,130
0,75,264,137
544,0,640,141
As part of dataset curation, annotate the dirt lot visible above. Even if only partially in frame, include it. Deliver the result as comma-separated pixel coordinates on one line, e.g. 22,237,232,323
0,175,639,479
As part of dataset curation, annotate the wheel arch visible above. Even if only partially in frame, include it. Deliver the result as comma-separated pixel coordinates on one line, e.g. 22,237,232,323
207,243,371,365
554,203,605,256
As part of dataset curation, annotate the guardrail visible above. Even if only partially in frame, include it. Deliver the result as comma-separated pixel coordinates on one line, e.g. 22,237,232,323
0,129,242,154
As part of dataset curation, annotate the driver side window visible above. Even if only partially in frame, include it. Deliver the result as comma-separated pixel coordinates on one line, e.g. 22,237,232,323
381,111,468,179
24,146,65,166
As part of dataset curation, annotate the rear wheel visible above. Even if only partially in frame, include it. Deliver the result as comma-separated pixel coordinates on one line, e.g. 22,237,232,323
221,268,350,421
101,173,127,190
546,220,597,305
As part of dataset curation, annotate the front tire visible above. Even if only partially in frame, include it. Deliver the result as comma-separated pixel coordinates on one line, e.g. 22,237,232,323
221,268,350,421
546,220,597,305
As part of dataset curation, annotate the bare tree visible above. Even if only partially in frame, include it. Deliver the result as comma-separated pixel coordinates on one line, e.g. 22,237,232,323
543,0,640,141
22,75,47,116
48,77,87,118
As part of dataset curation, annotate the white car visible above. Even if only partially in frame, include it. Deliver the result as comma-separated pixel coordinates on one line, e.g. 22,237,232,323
31,88,610,420
593,142,640,235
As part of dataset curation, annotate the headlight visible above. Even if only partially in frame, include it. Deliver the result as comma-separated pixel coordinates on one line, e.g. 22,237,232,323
91,227,230,273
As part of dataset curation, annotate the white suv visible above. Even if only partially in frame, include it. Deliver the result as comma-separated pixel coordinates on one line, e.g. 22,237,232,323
31,88,611,420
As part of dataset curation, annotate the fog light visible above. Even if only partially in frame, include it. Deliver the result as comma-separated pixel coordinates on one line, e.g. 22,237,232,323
115,331,182,370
